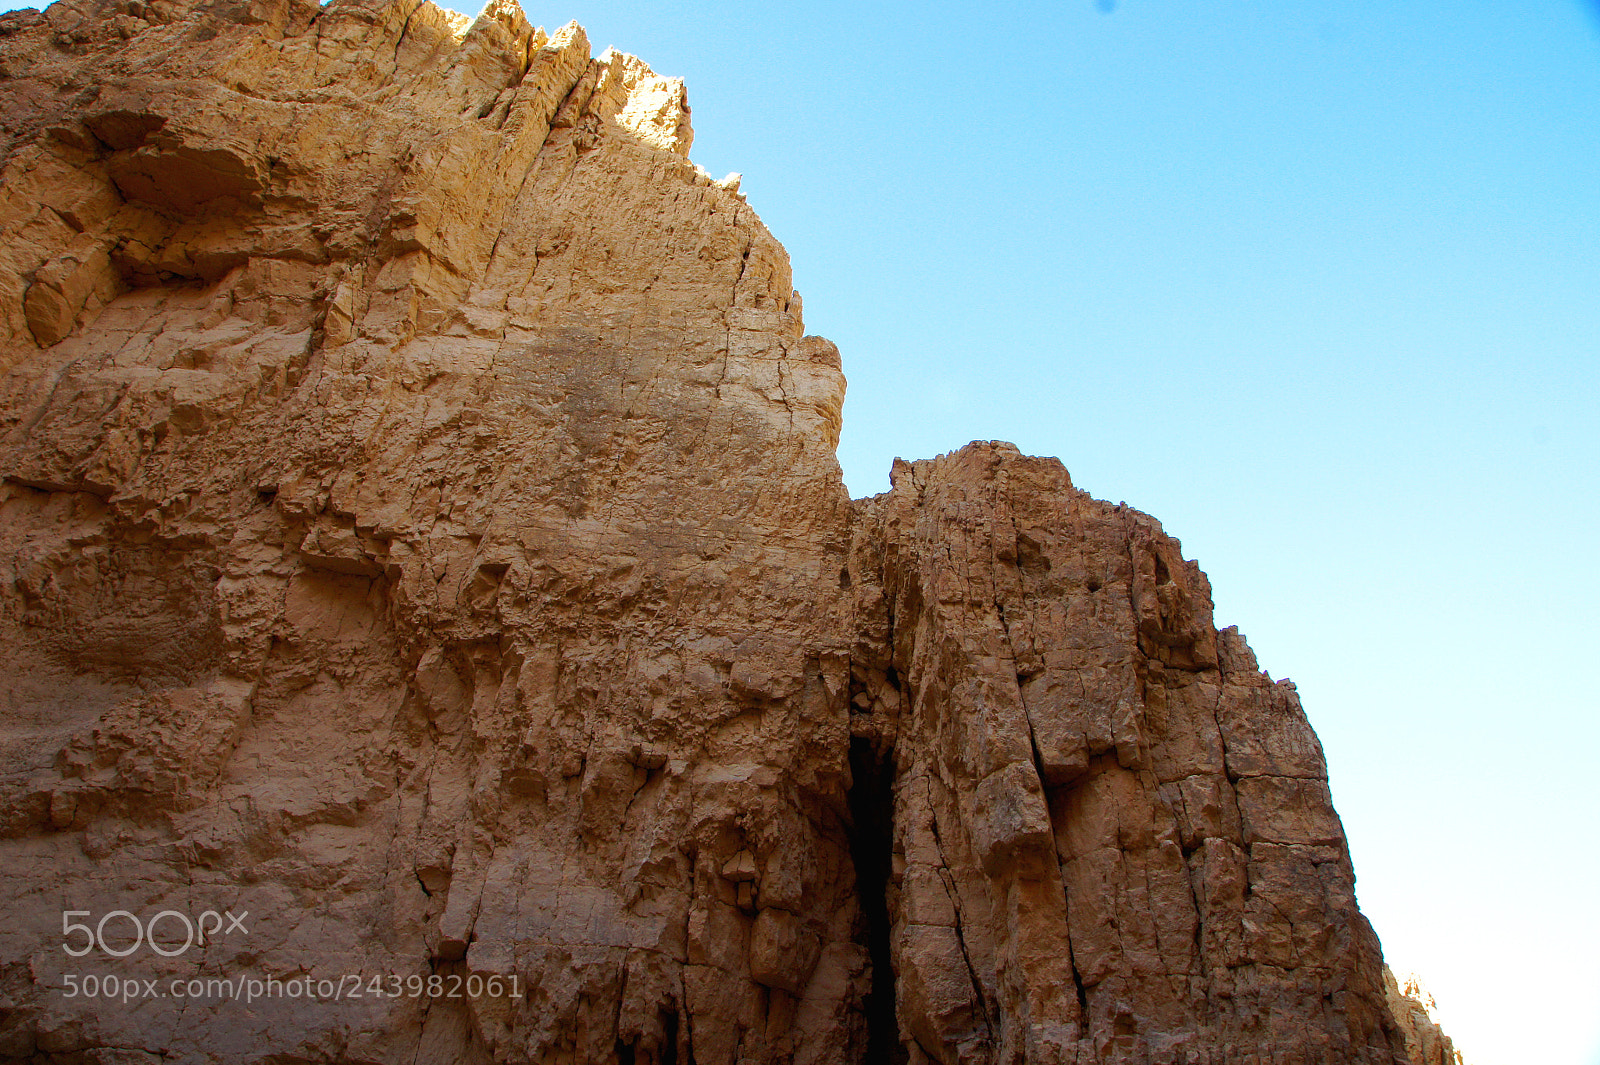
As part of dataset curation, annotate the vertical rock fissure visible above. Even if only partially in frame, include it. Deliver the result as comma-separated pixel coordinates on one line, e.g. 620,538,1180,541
926,812,1000,1050
846,735,907,1064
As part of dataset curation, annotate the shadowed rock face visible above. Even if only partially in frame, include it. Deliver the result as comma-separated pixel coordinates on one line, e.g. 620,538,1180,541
0,1,1416,1062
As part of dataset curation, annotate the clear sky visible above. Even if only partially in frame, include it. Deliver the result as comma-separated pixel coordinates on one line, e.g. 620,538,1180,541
6,0,1597,1061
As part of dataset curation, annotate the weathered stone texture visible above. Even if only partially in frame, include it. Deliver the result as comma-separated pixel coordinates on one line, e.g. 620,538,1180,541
846,444,1406,1064
1384,969,1466,1065
0,1,1424,1062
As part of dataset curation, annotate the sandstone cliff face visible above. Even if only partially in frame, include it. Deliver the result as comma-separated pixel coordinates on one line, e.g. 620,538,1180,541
846,446,1404,1064
0,1,1413,1062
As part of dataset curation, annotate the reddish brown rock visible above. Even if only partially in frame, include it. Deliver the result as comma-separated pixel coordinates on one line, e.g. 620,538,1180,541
0,1,1436,1062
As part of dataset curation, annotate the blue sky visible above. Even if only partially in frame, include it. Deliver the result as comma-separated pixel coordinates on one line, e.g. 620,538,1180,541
6,0,1598,1061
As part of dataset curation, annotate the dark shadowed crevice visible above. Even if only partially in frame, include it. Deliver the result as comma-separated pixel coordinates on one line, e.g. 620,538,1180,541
847,735,908,1065
661,1009,679,1065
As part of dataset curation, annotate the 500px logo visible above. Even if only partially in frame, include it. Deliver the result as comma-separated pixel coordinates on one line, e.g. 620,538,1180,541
62,909,249,958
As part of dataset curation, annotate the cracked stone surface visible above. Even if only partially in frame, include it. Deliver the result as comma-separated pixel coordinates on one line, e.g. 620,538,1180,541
847,446,1410,1064
0,0,1432,1062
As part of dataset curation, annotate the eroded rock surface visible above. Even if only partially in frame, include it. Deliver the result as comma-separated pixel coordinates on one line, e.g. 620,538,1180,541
1384,969,1466,1065
845,445,1408,1064
0,1,1423,1062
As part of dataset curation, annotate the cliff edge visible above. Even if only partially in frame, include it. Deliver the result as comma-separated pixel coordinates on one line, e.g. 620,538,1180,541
0,1,1424,1062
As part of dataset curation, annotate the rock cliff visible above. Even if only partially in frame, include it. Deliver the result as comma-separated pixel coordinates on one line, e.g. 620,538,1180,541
1383,970,1465,1065
0,1,1423,1062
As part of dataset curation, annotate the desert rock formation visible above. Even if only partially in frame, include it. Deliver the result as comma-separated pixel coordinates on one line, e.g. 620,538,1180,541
1384,969,1466,1065
0,0,1422,1062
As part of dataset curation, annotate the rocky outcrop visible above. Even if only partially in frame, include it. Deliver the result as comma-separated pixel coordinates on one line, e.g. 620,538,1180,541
846,445,1403,1064
1385,969,1466,1065
0,1,1423,1062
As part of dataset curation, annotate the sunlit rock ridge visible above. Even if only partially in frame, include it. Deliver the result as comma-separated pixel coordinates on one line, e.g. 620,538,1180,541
0,0,1436,1062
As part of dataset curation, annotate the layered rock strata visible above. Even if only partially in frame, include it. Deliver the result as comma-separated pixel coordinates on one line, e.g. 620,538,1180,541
0,1,1416,1062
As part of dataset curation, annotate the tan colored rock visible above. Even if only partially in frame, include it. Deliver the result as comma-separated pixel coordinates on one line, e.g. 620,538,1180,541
0,1,1450,1062
1,2,853,1061
847,443,1411,1062
1386,967,1468,1065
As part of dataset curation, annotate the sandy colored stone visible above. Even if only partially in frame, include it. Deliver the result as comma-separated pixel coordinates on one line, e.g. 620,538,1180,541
0,1,1446,1062
842,443,1416,1062
1385,967,1468,1065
